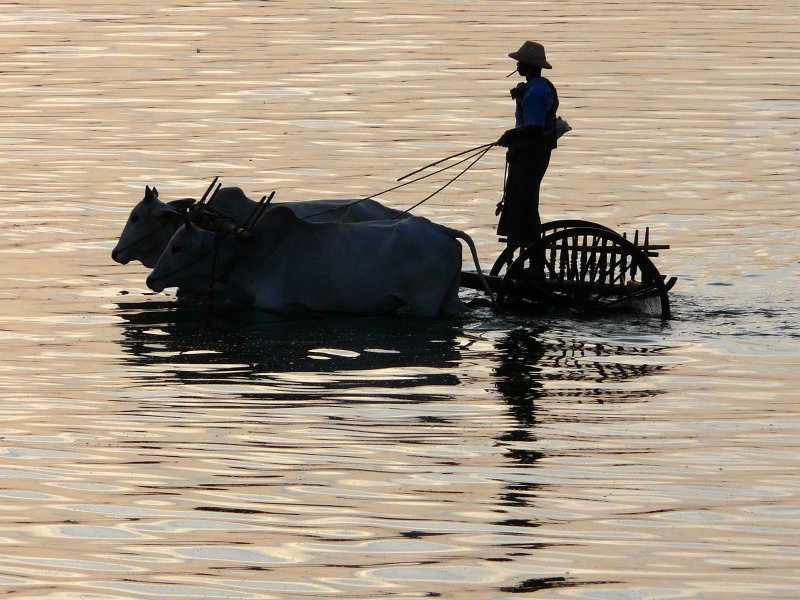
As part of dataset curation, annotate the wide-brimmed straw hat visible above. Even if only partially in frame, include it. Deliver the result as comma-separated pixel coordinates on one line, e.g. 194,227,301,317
508,41,552,69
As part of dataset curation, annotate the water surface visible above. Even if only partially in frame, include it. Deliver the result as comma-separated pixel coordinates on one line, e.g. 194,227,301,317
0,1,798,598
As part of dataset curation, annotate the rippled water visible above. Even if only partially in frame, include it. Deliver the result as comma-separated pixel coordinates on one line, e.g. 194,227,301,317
1,1,798,598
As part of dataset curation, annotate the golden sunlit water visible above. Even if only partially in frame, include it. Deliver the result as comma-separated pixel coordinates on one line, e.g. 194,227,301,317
1,1,798,598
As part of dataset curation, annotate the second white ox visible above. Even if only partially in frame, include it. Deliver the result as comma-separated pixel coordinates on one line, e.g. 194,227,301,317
146,206,490,317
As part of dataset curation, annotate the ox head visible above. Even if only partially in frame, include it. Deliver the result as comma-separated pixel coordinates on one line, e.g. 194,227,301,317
111,186,197,268
146,221,219,294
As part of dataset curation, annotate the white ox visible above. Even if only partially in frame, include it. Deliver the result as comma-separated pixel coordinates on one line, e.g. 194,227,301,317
112,185,402,268
146,206,492,317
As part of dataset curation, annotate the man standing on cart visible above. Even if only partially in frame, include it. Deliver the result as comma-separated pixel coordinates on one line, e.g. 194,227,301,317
496,41,568,252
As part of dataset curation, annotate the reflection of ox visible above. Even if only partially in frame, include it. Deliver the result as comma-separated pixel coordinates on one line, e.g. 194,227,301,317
112,186,402,268
146,206,492,317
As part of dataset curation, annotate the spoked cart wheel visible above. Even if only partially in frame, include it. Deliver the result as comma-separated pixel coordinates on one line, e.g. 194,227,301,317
497,226,673,318
489,220,614,278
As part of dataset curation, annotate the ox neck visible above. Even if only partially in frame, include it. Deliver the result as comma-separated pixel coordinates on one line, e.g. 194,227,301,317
206,233,239,292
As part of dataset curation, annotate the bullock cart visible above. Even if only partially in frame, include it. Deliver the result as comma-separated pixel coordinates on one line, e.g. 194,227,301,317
123,178,675,319
460,220,677,319
391,144,676,319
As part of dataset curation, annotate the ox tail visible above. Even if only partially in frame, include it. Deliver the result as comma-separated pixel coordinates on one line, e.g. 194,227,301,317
444,229,498,310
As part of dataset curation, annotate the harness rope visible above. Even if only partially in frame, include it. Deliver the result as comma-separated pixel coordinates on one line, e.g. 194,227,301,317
302,142,497,220
146,249,202,288
207,235,222,298
394,144,494,218
113,220,174,255
146,233,230,297
145,144,496,289
116,201,235,258
151,148,497,303
495,155,509,216
396,142,496,182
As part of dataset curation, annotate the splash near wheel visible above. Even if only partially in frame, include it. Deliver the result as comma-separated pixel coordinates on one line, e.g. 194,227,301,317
497,226,673,318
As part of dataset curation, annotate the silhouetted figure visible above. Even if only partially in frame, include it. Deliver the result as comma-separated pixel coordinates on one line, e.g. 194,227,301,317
496,41,565,250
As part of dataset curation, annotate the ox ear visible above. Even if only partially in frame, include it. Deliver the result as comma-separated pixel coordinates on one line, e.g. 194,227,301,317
181,220,214,254
144,185,158,203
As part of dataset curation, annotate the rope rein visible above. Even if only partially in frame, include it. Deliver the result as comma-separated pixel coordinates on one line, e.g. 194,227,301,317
152,142,496,272
394,144,494,218
114,220,174,255
147,145,495,297
207,235,221,298
302,142,497,220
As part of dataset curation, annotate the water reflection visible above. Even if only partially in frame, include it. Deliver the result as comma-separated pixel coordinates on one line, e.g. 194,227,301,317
488,325,671,592
493,327,547,427
0,298,680,597
493,325,668,426
115,299,463,388
0,0,797,595
114,301,671,432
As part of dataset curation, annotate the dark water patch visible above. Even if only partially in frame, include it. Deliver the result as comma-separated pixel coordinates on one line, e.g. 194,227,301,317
500,575,616,593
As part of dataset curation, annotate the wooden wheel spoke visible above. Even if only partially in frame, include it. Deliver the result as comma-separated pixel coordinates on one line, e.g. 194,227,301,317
497,226,672,318
595,255,631,286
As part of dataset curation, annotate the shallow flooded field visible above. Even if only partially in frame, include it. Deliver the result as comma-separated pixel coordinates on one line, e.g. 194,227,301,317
0,1,798,598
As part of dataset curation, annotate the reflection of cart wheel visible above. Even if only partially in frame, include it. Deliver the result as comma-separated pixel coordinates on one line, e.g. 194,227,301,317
500,227,671,318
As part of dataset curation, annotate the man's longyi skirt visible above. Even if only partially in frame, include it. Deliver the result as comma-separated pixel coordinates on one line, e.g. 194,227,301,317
497,148,551,245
